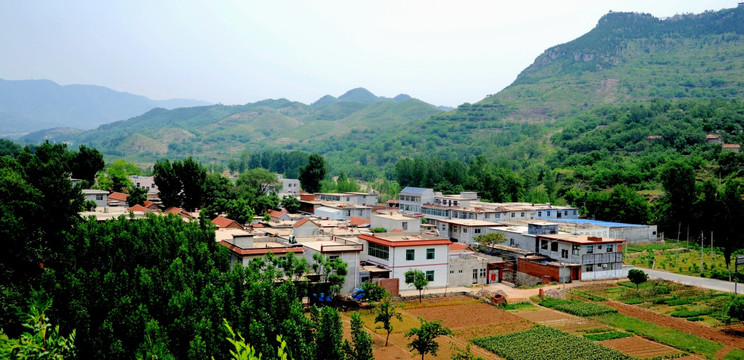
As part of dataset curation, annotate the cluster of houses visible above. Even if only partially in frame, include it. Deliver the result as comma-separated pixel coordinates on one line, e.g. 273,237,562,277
81,179,659,297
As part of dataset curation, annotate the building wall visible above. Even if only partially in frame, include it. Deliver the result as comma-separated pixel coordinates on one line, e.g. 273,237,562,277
304,248,360,295
361,241,449,289
294,222,320,236
448,255,490,287
517,260,560,282
581,267,629,281
371,215,420,232
608,226,658,244
84,191,108,208
281,179,300,196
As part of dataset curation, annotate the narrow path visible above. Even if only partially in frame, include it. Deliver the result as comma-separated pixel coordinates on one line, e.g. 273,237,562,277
636,268,741,293
604,300,744,350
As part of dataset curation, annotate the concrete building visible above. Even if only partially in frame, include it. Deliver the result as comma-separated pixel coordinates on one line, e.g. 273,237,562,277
399,187,437,214
296,235,363,295
357,232,451,290
83,189,108,208
433,218,499,245
370,212,420,232
447,243,504,287
277,175,301,197
219,232,305,267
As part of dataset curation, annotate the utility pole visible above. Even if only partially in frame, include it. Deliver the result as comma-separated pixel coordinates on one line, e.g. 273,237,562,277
700,231,704,271
686,225,690,248
710,231,713,257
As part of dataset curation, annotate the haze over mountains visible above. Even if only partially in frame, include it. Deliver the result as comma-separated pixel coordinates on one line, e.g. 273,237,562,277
6,5,744,175
0,79,211,136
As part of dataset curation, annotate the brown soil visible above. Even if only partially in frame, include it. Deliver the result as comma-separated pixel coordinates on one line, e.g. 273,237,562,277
514,309,606,333
601,336,683,359
605,300,744,350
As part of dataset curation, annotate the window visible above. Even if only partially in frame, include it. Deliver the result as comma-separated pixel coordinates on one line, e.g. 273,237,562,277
573,210,577,215
406,249,415,261
329,255,339,261
540,239,549,250
546,211,551,216
474,228,481,234
458,270,463,273
425,270,434,282
96,195,103,201
496,213,500,218
520,212,525,217
426,248,435,260
473,269,478,281
551,242,558,252
511,212,515,218
462,228,467,233
606,245,613,252
598,245,603,250
402,222,408,230
480,268,486,278
450,270,454,274
586,245,594,254
561,249,568,258
585,264,593,272
368,243,389,260
538,211,542,217
572,245,580,256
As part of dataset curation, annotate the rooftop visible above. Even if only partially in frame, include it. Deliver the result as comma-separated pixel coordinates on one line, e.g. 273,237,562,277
437,218,501,227
538,233,625,244
295,235,363,253
372,212,417,221
358,232,450,247
400,187,432,195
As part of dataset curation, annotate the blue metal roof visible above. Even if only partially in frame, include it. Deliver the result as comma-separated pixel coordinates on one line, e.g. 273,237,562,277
400,187,430,195
548,218,647,228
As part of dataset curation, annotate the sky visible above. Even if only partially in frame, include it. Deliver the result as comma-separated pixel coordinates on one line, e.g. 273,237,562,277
0,1,736,107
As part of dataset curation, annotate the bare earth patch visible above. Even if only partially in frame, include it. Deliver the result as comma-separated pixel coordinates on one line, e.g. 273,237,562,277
601,336,684,359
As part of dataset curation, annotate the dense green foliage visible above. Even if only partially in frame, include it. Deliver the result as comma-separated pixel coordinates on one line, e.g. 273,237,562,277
404,269,429,303
473,326,633,360
343,312,374,360
299,154,326,193
582,330,633,341
373,296,402,347
628,269,649,291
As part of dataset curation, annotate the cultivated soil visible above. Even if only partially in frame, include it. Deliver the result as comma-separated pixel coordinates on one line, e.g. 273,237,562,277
600,336,684,359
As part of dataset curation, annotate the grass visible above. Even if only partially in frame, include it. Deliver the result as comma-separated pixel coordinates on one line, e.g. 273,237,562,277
539,297,617,317
723,348,744,360
592,312,723,358
583,330,633,341
500,302,538,312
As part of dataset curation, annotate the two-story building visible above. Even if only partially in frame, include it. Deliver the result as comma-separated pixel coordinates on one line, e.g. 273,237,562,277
370,212,420,232
295,235,364,295
433,218,499,245
357,232,451,290
399,187,437,214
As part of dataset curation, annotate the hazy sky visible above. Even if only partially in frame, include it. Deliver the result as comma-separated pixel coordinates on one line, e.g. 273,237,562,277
0,1,736,107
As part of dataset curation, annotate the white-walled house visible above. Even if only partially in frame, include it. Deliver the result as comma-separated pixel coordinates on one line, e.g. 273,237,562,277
357,233,451,290
296,235,363,295
399,187,437,214
370,212,420,232
83,189,108,208
433,218,498,245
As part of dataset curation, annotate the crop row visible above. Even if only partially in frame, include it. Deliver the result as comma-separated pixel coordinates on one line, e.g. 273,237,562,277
539,297,617,317
472,325,634,360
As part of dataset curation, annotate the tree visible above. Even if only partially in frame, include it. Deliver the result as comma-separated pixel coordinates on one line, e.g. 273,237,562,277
174,157,206,211
660,159,696,227
343,312,374,360
0,290,76,359
373,296,402,347
281,196,300,213
299,154,326,193
126,186,148,207
405,317,453,360
154,159,182,208
627,269,648,292
451,343,485,360
314,306,344,360
728,296,744,322
311,253,348,297
70,144,105,187
584,185,650,224
405,269,429,303
226,197,255,225
474,233,507,254
360,280,388,302
97,159,140,192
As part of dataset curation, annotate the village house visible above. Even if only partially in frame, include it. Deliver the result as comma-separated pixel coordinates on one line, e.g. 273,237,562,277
107,192,128,207
219,232,305,267
370,212,420,232
448,243,505,286
82,189,108,208
277,175,300,197
129,175,159,199
293,235,364,295
432,218,499,245
212,216,244,230
357,232,451,291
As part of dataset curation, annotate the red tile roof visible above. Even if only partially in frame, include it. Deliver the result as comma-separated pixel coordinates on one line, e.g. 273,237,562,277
108,192,128,201
268,209,285,219
165,207,194,218
143,201,159,209
212,216,243,229
294,218,319,228
449,243,471,251
391,229,405,233
129,204,148,212
348,216,371,227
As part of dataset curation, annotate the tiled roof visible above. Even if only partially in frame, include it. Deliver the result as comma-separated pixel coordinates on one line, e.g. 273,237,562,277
269,209,284,219
212,216,241,229
358,233,451,248
108,192,128,201
219,240,304,256
294,218,319,228
129,204,148,212
449,243,471,251
165,207,194,218
348,216,371,227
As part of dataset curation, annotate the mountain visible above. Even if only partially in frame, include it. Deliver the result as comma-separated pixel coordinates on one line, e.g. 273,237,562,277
29,89,444,162
310,88,426,108
0,79,210,136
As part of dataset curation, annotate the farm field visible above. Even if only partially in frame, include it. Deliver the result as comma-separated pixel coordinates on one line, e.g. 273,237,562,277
340,288,744,360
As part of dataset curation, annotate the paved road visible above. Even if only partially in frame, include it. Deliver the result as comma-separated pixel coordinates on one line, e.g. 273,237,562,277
638,267,742,294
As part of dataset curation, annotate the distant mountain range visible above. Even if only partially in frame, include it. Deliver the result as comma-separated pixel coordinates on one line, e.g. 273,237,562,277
20,88,446,162
0,79,210,136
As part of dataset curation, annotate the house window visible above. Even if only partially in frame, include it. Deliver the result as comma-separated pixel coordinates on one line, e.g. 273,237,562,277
425,270,434,282
520,212,525,217
585,264,593,272
473,269,478,281
406,249,415,261
95,195,103,201
368,243,389,260
474,228,481,234
426,248,435,260
540,239,549,250
586,245,594,254
485,214,490,219
546,211,551,216
606,245,613,252
329,255,339,261
480,268,486,278
538,211,542,217
561,249,568,258
458,270,463,273
462,228,467,233
402,222,408,230
496,213,500,218
551,242,558,252
511,213,515,218
573,210,577,215
572,245,580,256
